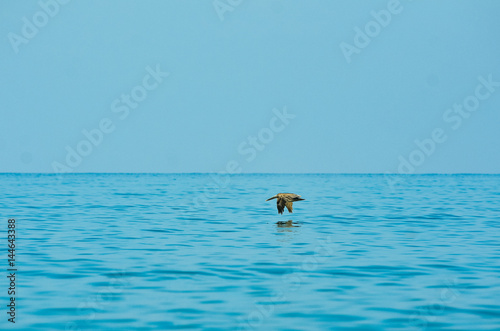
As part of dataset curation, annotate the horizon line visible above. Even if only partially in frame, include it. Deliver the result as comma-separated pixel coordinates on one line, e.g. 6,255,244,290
1,172,500,175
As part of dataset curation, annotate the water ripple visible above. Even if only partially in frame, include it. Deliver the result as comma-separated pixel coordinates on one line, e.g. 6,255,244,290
3,174,499,330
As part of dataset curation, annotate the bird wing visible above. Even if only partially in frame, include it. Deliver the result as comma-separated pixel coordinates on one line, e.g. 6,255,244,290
277,198,286,214
282,193,302,201
285,201,293,213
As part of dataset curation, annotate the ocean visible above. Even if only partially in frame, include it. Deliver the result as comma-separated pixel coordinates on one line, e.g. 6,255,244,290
1,174,499,330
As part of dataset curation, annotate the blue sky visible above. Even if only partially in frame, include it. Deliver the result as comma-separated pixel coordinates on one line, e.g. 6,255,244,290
1,0,500,173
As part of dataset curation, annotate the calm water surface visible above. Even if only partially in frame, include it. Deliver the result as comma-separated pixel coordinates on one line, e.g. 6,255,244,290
1,174,499,330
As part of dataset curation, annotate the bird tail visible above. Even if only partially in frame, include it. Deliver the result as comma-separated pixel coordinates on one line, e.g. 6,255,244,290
266,195,278,201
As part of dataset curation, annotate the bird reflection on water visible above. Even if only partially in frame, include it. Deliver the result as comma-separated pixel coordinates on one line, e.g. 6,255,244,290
275,220,301,237
276,220,300,227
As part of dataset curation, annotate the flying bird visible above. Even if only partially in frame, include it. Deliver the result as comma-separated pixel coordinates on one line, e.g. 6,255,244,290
266,193,305,214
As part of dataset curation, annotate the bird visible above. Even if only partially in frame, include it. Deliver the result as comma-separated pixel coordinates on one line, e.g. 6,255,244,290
266,193,305,214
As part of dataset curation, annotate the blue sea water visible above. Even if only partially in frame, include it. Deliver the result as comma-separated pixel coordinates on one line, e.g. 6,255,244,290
1,174,499,330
